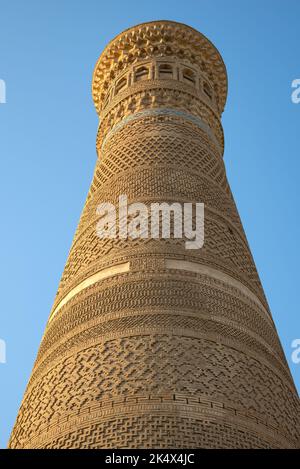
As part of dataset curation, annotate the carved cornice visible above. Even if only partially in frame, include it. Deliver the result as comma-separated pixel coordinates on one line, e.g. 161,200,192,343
92,21,228,116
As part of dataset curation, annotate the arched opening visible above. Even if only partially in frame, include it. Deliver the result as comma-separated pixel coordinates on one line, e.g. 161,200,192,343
182,68,195,85
115,77,127,94
158,63,173,79
203,81,213,100
135,66,149,82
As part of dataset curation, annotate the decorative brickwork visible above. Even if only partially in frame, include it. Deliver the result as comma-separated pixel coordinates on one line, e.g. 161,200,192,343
9,20,299,449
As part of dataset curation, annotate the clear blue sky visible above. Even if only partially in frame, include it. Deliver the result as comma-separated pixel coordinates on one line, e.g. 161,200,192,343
0,0,299,448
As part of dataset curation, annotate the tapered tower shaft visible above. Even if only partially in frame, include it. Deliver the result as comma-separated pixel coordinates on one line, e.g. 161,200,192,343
9,21,299,449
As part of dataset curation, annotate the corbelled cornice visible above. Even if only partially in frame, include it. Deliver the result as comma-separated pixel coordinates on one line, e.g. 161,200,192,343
92,20,228,116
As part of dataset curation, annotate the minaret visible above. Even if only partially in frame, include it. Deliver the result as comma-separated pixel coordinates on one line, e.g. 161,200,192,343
9,21,299,449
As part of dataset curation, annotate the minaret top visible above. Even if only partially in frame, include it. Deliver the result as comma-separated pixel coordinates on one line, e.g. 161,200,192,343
92,20,228,117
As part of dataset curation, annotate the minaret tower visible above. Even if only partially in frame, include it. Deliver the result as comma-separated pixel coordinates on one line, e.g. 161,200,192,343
9,21,299,448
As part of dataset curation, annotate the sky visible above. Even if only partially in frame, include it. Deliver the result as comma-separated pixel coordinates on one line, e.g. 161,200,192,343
0,0,299,449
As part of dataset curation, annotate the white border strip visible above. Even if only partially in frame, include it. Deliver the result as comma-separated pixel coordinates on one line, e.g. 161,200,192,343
165,259,270,319
48,262,130,323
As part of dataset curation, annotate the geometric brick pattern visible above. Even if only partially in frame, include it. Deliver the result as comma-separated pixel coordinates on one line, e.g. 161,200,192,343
9,20,300,448
40,415,291,449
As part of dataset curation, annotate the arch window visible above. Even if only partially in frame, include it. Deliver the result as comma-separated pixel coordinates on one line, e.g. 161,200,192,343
115,77,127,94
158,63,173,79
135,66,149,82
182,68,196,85
203,81,213,100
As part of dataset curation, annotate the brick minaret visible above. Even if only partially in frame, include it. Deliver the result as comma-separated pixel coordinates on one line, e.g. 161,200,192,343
9,21,299,448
